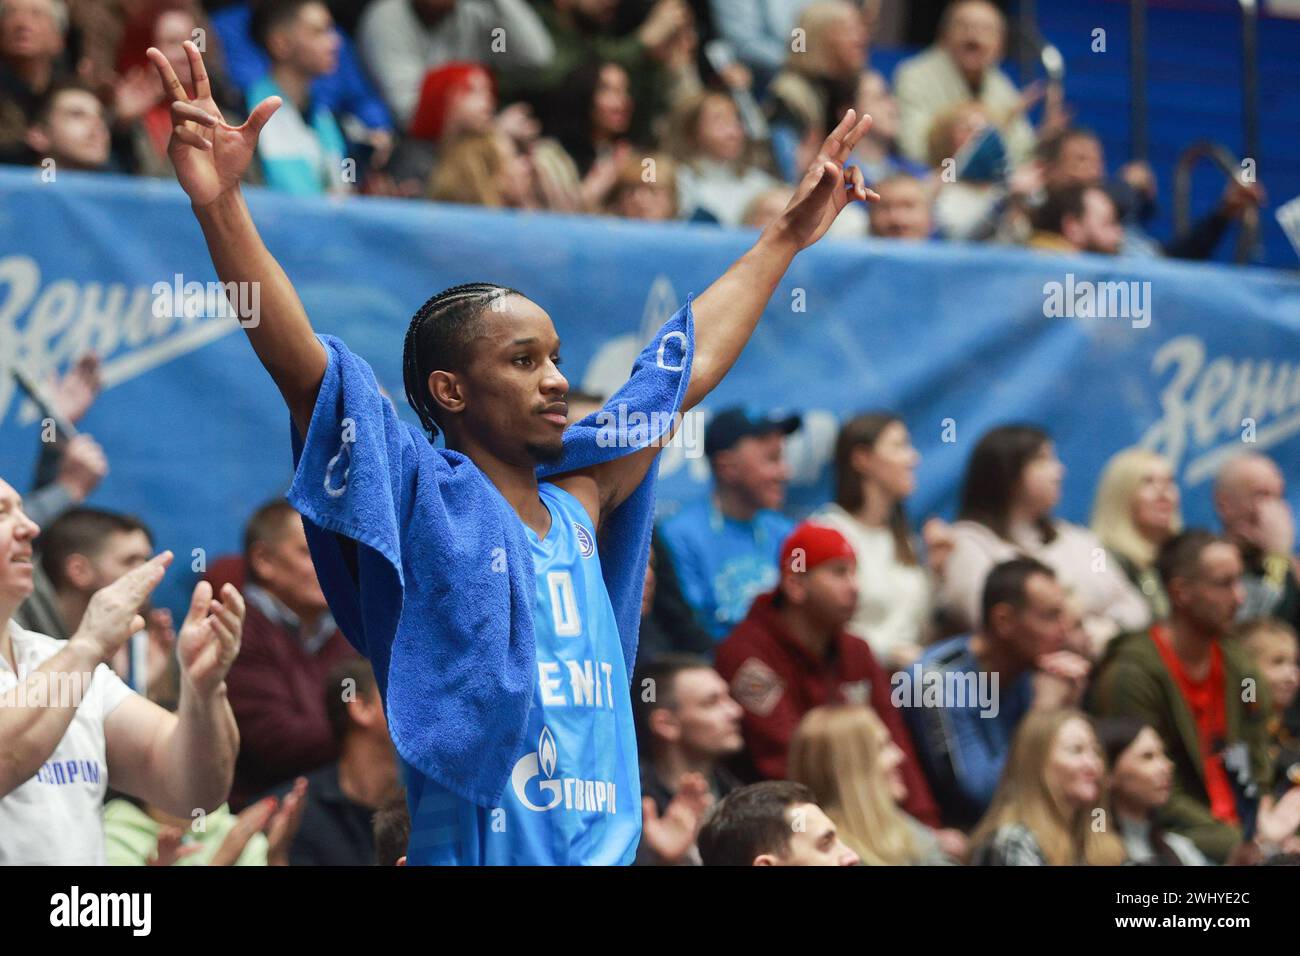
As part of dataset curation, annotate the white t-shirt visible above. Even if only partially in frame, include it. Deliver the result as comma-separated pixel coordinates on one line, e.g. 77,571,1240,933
811,504,932,660
0,620,134,865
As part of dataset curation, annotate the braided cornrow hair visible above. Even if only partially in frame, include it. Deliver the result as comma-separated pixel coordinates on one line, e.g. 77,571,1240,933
402,282,521,441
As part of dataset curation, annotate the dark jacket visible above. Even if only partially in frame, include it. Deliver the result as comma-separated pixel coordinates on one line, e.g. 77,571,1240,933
226,594,356,809
715,592,941,827
268,763,379,866
1088,627,1273,863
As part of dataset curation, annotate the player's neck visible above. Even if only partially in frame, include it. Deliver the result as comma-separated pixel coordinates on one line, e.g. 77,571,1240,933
460,442,550,537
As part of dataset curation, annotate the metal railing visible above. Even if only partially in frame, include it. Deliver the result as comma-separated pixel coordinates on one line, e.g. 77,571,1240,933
1172,141,1259,264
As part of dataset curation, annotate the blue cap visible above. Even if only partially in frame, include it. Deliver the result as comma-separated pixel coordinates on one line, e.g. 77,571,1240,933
704,406,802,457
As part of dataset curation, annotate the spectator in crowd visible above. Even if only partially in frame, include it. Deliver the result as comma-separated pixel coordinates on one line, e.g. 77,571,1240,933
246,0,349,196
866,172,933,239
1100,711,1300,865
893,0,1036,168
970,709,1126,865
539,59,637,196
633,654,744,865
10,356,109,667
706,0,809,81
384,60,494,187
268,658,399,865
1237,618,1300,782
372,794,411,865
0,477,244,865
1214,453,1300,634
714,521,941,825
1091,448,1182,622
24,79,111,172
607,148,677,219
429,129,537,207
764,0,866,183
208,0,392,160
669,89,779,225
23,507,153,642
789,704,959,864
1036,126,1266,261
501,0,694,144
925,98,1048,244
638,533,716,660
935,424,1150,649
19,353,107,531
104,776,307,865
0,0,68,164
1025,183,1123,256
697,780,861,865
1088,531,1274,863
521,59,639,212
659,406,799,640
224,500,356,810
1039,125,1103,193
1095,716,1210,865
113,4,244,178
901,558,1090,828
358,0,554,130
813,412,933,669
847,69,926,184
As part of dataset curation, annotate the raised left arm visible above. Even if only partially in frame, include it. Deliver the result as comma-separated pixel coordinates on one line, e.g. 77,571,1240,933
564,111,877,524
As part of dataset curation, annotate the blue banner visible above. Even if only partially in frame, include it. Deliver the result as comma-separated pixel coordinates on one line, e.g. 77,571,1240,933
5,168,1300,613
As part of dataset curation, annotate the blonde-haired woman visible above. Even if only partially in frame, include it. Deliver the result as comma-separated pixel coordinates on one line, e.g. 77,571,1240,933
429,131,539,209
668,90,780,225
971,709,1127,866
765,0,868,183
1090,448,1182,621
789,705,956,865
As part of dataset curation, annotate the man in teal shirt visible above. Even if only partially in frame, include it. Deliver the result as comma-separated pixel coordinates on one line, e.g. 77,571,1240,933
248,0,349,196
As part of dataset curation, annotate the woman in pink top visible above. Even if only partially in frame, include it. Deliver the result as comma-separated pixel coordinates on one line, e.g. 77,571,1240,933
935,424,1150,653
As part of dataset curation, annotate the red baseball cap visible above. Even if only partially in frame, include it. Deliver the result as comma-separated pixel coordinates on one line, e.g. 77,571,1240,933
779,522,857,576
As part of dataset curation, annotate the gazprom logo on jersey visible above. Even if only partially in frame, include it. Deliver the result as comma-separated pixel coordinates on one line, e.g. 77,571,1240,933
510,726,617,814
574,522,595,559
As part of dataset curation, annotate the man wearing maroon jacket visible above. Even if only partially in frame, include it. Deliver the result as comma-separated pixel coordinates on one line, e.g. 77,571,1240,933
224,500,356,809
715,521,941,827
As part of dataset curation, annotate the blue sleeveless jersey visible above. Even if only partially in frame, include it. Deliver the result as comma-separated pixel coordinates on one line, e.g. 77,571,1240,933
403,483,642,864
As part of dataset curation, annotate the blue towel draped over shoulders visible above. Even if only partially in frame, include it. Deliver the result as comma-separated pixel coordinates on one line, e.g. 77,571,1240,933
288,298,694,807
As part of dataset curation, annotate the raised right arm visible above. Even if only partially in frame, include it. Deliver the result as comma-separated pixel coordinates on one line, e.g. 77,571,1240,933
148,42,327,434
193,191,327,433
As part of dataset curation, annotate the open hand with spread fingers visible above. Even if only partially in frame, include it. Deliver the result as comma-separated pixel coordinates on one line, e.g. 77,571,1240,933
146,40,280,207
773,108,880,251
177,579,245,699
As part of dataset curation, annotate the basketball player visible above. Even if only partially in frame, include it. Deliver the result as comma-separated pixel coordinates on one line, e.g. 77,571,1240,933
148,41,876,864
